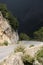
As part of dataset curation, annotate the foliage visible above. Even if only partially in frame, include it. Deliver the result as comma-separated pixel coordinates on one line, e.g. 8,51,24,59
5,12,19,30
23,53,34,65
0,4,19,30
3,41,8,46
23,54,34,63
19,33,30,40
0,4,8,16
29,44,34,48
14,44,25,53
23,61,33,65
36,47,43,64
34,27,43,41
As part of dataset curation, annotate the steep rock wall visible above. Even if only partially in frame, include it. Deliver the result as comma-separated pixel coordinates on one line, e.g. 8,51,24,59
0,11,19,44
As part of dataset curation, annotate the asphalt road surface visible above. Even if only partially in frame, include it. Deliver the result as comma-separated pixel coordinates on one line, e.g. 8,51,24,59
0,45,17,62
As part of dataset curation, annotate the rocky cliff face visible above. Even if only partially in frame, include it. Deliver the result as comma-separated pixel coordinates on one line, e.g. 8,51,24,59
0,11,19,45
5,52,24,65
0,52,24,65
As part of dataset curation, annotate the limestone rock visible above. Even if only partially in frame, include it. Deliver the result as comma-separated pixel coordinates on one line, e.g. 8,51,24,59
24,44,43,57
4,52,24,65
0,11,19,45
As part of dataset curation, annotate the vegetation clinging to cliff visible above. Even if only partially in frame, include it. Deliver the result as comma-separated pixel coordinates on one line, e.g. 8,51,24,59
0,4,19,30
36,47,43,64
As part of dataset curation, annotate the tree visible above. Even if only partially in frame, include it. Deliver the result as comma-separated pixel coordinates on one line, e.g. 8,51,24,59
34,27,43,41
0,4,19,30
0,4,8,17
19,33,30,40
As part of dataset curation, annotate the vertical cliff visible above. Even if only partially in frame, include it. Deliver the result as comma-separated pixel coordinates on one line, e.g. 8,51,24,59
0,11,19,45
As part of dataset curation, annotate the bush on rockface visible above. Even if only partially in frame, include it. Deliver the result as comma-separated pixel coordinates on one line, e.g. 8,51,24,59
23,53,34,65
23,54,34,63
29,44,34,48
5,12,19,30
0,41,8,46
14,44,34,65
3,41,8,46
36,46,43,64
14,44,25,53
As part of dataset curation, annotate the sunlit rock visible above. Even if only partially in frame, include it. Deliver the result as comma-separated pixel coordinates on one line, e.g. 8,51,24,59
24,44,43,57
0,11,19,45
4,52,24,65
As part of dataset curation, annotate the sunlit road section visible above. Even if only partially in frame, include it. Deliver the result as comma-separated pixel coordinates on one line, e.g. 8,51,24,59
0,45,17,62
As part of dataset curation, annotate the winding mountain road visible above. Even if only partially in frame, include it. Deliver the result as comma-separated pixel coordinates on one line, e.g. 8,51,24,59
19,41,43,46
0,41,43,62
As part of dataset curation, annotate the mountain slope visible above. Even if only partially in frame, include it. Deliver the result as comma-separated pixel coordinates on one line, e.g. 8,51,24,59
0,11,19,45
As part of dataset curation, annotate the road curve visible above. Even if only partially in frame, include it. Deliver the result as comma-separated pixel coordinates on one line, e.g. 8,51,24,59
0,41,43,62
19,41,43,46
0,45,17,62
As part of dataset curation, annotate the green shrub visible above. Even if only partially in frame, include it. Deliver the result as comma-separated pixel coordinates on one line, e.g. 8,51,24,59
14,44,25,53
23,54,34,63
36,47,43,64
29,44,34,48
19,33,30,40
3,41,8,46
33,27,43,41
23,61,33,65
